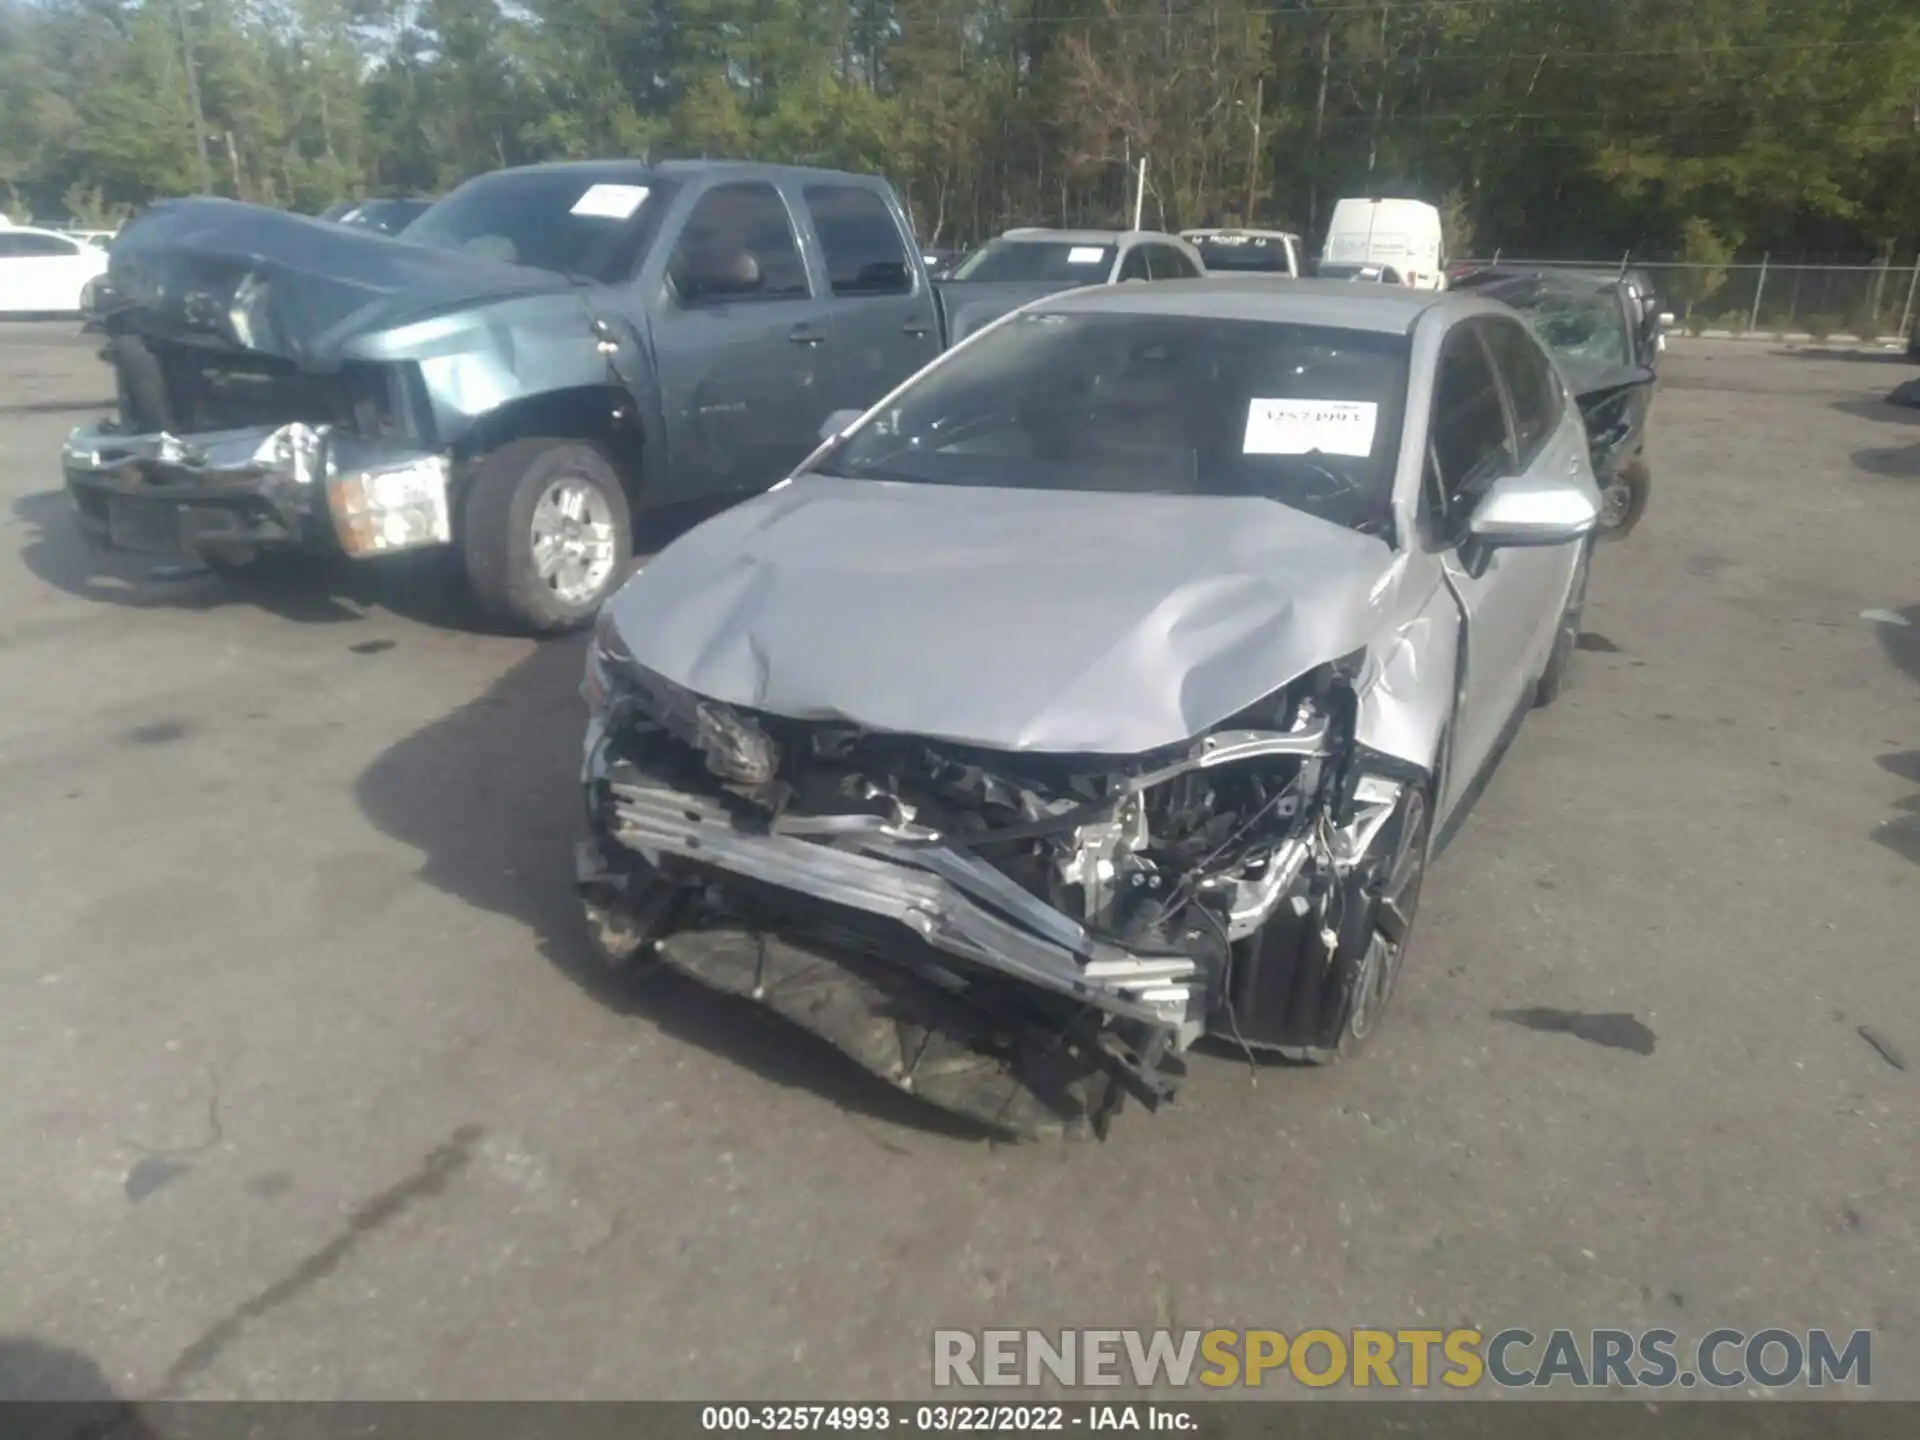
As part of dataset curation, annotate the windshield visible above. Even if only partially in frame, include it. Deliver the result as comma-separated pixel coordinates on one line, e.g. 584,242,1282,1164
404,170,677,282
818,311,1410,535
1484,279,1630,367
1190,235,1294,274
951,239,1115,283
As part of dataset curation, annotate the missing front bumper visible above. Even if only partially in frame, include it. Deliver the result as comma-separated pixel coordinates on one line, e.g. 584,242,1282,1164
62,422,453,560
577,770,1211,1136
591,774,1205,1036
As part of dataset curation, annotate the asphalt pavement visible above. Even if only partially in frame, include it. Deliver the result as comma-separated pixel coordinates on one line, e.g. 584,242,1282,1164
1,324,1916,1400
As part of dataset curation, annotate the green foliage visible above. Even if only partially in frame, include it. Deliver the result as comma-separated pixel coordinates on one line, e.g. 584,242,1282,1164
1803,313,1839,342
1672,218,1736,315
0,0,1915,256
60,182,130,229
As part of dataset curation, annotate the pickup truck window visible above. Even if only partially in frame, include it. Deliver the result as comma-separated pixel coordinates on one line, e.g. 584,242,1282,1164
802,184,913,296
667,182,811,305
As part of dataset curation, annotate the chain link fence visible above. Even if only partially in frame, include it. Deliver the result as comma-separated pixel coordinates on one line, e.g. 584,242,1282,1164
1459,258,1920,344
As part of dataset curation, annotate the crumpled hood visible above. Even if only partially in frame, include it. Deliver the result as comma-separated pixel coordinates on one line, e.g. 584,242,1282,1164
605,474,1398,755
1557,354,1655,410
105,197,574,363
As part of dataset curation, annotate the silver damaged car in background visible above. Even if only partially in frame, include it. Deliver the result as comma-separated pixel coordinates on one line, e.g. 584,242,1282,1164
575,281,1600,1138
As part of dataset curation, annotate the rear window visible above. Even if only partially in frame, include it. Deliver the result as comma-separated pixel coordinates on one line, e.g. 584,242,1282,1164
404,171,678,282
1189,234,1293,274
818,311,1411,535
951,240,1115,283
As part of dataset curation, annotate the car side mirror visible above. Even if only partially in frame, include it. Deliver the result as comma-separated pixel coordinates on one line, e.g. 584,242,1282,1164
1466,469,1598,553
818,408,863,442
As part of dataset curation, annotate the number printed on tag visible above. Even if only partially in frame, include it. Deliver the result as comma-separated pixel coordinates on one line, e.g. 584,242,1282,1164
1242,398,1379,458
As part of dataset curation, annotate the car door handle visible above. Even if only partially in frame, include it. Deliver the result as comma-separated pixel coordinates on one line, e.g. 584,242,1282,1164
789,324,828,345
903,318,933,336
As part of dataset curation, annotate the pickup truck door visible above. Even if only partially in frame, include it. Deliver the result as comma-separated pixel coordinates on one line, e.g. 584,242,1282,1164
795,181,941,411
643,179,838,504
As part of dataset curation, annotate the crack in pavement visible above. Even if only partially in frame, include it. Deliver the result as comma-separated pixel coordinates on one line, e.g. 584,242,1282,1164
155,1124,484,1396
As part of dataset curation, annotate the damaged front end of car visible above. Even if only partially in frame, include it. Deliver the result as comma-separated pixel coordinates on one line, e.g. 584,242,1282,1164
576,617,1420,1139
63,417,453,562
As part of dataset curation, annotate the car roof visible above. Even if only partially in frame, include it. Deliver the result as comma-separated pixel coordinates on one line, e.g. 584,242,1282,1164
479,158,889,187
1183,227,1302,242
997,228,1180,245
1462,266,1626,294
1032,277,1464,333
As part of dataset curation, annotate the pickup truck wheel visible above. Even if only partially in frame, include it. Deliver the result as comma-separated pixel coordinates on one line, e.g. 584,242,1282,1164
460,439,632,635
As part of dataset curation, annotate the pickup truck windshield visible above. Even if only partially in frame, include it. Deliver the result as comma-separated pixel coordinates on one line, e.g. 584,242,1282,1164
951,240,1116,283
405,171,678,283
819,311,1410,535
1189,235,1294,273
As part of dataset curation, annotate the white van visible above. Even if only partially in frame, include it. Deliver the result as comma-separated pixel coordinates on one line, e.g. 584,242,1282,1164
1318,198,1447,291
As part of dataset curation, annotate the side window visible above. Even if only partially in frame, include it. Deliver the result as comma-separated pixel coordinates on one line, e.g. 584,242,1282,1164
1427,328,1514,523
801,184,912,297
0,235,24,259
1116,247,1151,282
1147,245,1200,280
1482,317,1560,463
667,182,810,305
16,233,78,257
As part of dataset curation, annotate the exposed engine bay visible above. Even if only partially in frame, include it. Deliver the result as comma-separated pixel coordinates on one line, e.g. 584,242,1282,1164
577,636,1419,1140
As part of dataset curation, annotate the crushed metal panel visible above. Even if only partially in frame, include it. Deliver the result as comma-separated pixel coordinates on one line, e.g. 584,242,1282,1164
600,473,1400,755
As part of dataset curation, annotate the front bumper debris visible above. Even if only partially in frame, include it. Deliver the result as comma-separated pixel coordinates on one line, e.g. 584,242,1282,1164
63,421,453,560
594,772,1204,1035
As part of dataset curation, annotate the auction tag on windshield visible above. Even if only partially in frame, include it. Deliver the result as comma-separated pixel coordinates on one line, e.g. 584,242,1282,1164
570,183,650,220
1243,398,1379,458
1067,246,1106,265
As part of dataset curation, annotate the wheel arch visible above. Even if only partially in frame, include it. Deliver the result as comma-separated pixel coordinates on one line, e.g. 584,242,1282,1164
452,385,650,512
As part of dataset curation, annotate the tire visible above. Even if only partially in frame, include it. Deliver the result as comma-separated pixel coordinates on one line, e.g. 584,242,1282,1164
1314,783,1433,1062
459,438,634,635
110,335,173,432
1534,541,1590,708
1595,455,1650,541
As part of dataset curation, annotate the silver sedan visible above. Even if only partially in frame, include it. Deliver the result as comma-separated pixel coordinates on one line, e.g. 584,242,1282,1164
576,279,1601,1137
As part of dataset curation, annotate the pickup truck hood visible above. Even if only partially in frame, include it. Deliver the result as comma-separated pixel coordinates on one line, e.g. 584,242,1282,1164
603,473,1397,755
933,279,1086,343
1559,354,1655,409
104,197,575,364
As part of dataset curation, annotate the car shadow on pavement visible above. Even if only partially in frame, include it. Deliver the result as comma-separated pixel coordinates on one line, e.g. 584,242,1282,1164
1771,346,1914,364
13,490,746,632
0,1333,159,1436
1871,604,1920,867
353,635,996,1143
13,487,495,631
